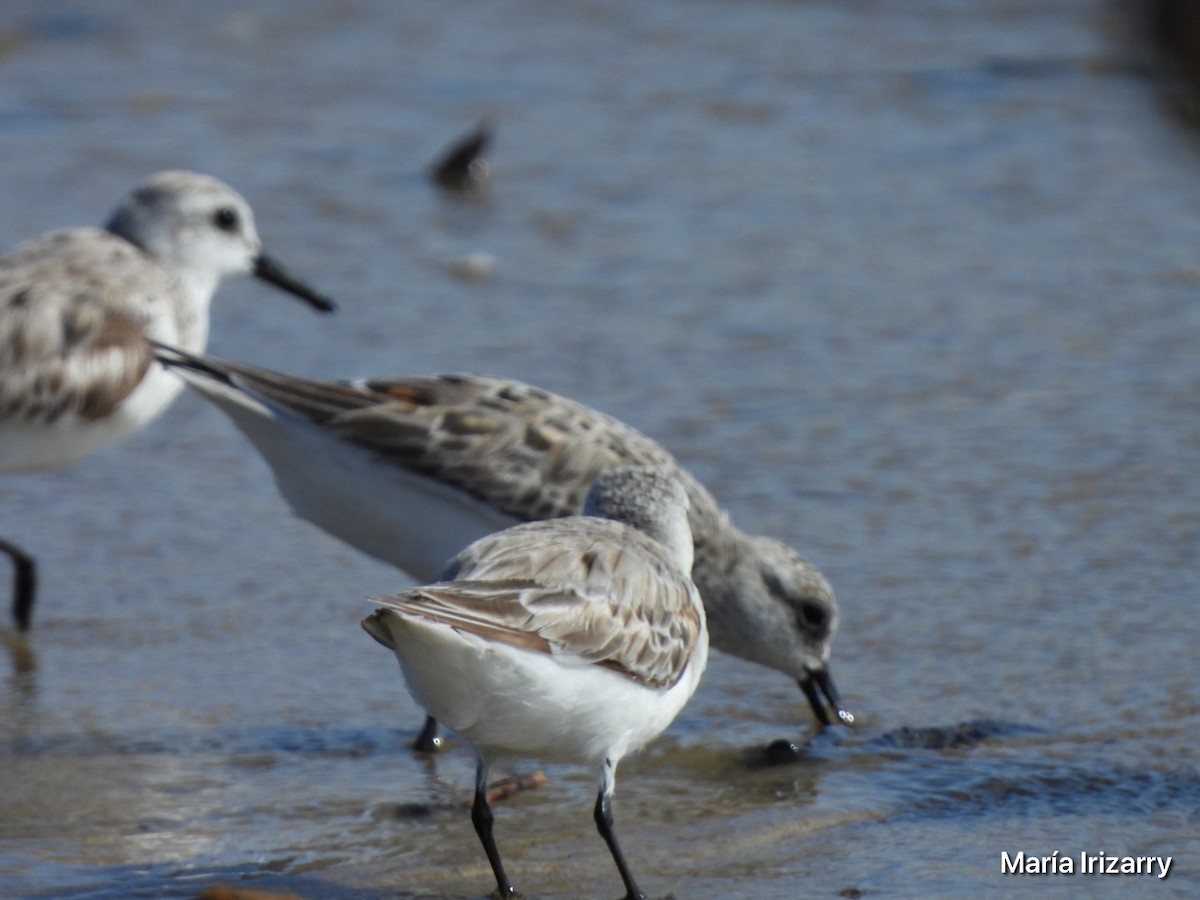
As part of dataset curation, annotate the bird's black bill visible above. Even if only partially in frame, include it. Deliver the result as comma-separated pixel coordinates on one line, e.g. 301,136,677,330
798,667,854,727
253,254,338,313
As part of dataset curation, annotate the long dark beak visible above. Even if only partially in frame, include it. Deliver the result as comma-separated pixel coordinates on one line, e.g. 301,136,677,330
253,253,338,313
798,666,854,727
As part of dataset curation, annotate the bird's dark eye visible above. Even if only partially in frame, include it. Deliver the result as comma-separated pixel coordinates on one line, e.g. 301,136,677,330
763,569,830,634
796,601,828,631
212,207,239,233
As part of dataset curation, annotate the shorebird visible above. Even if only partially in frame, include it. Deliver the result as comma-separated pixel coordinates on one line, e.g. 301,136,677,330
154,347,852,751
363,465,707,899
0,170,337,631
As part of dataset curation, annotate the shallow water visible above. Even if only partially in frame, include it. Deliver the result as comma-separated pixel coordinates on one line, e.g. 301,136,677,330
2,1,1199,897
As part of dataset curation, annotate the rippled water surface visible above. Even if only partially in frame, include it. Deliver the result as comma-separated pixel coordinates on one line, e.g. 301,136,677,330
2,1,1199,897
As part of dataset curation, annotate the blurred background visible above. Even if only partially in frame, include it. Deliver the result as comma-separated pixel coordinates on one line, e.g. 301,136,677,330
2,1,1199,897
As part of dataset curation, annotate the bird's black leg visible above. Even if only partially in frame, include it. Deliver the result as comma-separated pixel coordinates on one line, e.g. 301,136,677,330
412,714,444,753
0,537,36,632
471,760,516,897
594,758,647,900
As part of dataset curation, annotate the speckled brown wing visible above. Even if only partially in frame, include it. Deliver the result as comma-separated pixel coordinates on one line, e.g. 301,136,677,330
373,516,704,689
0,230,163,424
150,350,735,595
333,375,691,519
162,353,697,522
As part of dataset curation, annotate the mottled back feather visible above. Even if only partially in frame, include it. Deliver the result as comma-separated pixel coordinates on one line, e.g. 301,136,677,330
0,230,164,424
373,517,703,689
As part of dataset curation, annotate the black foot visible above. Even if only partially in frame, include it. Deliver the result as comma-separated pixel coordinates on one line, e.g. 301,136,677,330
412,714,445,753
763,739,804,766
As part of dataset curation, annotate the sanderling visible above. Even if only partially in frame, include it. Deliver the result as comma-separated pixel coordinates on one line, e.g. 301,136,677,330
363,465,708,899
0,170,337,631
154,347,852,748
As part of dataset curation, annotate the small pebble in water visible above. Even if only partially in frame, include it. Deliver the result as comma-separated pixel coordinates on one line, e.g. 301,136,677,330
442,251,497,282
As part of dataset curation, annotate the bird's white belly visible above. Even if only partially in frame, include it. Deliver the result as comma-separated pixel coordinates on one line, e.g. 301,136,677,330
0,364,183,474
385,614,699,766
207,396,520,581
